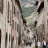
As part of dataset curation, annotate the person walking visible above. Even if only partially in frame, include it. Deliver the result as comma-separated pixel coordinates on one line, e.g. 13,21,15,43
21,40,24,48
32,40,35,48
37,40,41,48
46,41,48,48
43,39,46,48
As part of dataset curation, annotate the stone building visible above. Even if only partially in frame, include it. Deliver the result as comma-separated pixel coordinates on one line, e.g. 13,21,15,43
0,0,24,48
35,0,45,41
44,0,48,41
0,0,10,48
35,0,48,41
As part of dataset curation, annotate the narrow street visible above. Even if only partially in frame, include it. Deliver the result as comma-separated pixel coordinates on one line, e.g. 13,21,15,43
19,45,34,48
0,0,48,48
19,46,32,48
18,41,35,48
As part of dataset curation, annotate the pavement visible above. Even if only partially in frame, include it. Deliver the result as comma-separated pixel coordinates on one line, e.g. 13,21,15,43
19,46,32,48
19,44,35,48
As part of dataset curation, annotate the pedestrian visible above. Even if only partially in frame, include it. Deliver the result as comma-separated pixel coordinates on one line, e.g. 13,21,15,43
21,40,24,48
46,41,48,48
37,40,41,48
43,39,46,48
22,40,24,45
32,40,35,48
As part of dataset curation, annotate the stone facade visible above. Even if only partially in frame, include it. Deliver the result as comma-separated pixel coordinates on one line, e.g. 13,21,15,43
35,0,48,41
0,0,24,48
35,0,46,41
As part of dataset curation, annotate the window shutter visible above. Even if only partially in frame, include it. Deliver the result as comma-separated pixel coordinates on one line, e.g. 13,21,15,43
0,0,3,13
13,5,15,14
13,5,14,13
17,24,19,32
12,20,14,29
8,2,9,19
15,22,16,30
14,6,15,14
47,0,48,2
17,24,21,33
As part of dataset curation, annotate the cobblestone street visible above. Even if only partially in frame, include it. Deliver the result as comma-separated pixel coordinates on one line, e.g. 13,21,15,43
19,45,34,48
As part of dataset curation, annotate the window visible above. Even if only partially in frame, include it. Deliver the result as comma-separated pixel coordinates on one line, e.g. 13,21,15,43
15,22,16,30
17,12,19,20
17,24,21,33
12,20,14,29
42,24,45,31
10,10,11,26
8,2,9,19
47,12,48,16
10,14,11,25
13,5,15,14
0,0,3,13
19,26,21,33
15,9,17,16
14,6,15,14
9,34,10,42
12,5,14,13
8,1,10,22
47,0,48,2
34,21,37,27
24,26,26,31
47,20,48,29
21,30,24,36
17,24,19,32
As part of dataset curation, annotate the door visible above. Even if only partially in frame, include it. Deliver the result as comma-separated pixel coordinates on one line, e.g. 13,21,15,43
0,29,1,48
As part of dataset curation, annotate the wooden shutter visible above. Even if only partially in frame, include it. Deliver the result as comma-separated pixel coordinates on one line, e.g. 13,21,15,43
15,22,16,30
0,0,3,13
8,2,10,19
12,20,14,29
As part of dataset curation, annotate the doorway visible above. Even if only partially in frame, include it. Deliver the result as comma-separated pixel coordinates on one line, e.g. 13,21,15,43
0,29,1,48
